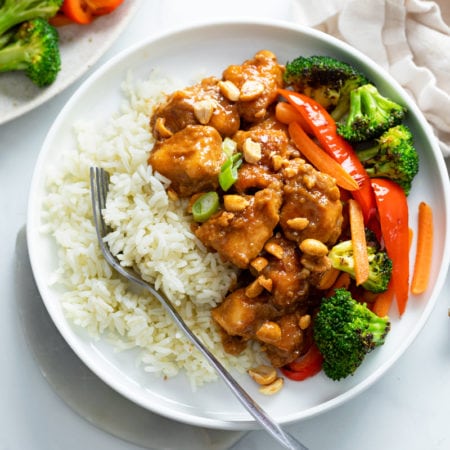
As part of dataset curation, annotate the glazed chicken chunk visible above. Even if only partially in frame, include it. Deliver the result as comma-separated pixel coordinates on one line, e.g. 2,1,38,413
222,50,284,123
195,187,282,269
148,125,225,197
150,76,240,139
280,158,343,246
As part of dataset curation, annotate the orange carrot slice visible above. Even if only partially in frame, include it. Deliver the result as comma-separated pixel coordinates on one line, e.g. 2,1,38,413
411,202,433,295
275,102,313,134
288,122,359,191
348,199,369,286
372,284,395,317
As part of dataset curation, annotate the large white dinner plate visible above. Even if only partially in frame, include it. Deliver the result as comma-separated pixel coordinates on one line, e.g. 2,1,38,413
27,20,450,429
0,0,142,125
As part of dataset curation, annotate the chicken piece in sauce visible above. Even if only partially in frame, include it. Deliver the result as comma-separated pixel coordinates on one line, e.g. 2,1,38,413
211,288,277,342
280,158,343,246
234,120,290,166
150,76,240,139
148,125,225,197
195,187,282,269
223,50,284,123
259,234,310,308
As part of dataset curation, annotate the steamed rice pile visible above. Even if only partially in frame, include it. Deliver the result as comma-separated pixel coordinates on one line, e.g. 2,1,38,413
42,71,264,387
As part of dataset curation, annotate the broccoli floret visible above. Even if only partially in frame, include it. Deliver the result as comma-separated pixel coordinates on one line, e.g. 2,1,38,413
314,288,390,380
356,124,419,195
337,84,406,143
0,0,62,36
0,18,60,87
283,55,369,120
328,231,393,293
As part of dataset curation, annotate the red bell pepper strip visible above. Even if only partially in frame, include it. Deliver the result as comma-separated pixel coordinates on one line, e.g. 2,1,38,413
280,343,323,381
371,178,410,315
278,89,377,225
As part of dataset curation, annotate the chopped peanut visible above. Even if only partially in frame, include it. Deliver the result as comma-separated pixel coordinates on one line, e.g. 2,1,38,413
271,154,284,171
193,99,215,124
223,195,249,212
242,138,262,164
256,321,282,344
245,279,264,298
257,275,273,292
301,255,331,273
264,241,284,259
154,117,173,138
299,238,328,257
316,267,340,290
298,314,311,330
286,217,309,231
248,365,278,386
259,377,284,395
250,256,269,273
218,80,240,101
240,80,264,101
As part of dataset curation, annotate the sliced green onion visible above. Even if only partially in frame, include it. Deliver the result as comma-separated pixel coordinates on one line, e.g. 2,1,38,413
192,191,220,222
219,152,242,191
222,137,237,157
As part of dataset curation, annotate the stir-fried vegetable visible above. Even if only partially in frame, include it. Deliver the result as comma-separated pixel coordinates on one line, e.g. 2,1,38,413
192,192,220,222
411,202,433,295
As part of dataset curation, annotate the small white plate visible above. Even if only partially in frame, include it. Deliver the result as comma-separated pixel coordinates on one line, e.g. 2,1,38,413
0,0,142,125
27,19,450,430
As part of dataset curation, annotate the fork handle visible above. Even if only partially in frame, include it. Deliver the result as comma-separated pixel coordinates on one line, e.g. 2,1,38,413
137,281,308,450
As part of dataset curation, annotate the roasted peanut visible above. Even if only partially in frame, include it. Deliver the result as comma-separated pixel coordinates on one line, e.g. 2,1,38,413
264,241,284,259
286,217,309,231
218,80,240,101
256,321,282,344
299,238,328,257
248,365,278,386
243,138,262,164
250,256,269,273
223,195,249,212
240,80,264,101
193,99,215,124
259,377,284,395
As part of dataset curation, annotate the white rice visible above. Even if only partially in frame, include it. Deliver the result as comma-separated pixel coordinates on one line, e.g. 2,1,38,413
42,70,264,388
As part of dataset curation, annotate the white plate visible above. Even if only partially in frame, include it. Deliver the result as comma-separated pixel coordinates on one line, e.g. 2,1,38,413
27,20,450,430
0,0,142,125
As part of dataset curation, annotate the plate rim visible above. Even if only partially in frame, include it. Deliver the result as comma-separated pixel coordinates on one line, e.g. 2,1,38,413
26,17,450,429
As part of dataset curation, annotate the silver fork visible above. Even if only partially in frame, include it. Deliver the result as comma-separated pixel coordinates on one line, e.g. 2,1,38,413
90,166,308,450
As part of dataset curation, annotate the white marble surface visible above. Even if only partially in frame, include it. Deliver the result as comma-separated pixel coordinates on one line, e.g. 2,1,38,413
1,1,449,449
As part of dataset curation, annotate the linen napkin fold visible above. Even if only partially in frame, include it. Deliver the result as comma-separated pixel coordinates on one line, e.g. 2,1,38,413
291,0,450,157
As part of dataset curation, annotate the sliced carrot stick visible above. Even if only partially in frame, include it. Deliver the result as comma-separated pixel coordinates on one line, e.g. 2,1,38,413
326,272,351,297
288,122,359,192
275,102,313,134
411,202,434,295
348,199,369,286
372,284,395,317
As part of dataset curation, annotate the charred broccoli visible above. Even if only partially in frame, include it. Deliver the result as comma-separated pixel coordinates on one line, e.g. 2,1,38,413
314,288,391,380
0,18,61,87
356,124,419,195
328,230,393,293
283,55,369,120
0,0,62,36
337,83,406,143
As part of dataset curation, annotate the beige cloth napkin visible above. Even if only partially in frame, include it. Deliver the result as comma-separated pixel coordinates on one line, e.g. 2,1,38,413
291,0,450,157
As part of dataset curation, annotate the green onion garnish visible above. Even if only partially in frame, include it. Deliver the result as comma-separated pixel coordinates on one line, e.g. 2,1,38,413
192,191,220,222
219,138,242,191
